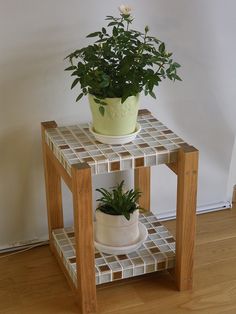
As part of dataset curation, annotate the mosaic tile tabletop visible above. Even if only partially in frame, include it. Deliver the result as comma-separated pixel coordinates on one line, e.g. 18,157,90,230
52,212,175,286
45,109,188,175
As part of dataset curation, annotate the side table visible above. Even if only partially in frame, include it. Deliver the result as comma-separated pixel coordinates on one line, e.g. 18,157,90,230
41,109,198,314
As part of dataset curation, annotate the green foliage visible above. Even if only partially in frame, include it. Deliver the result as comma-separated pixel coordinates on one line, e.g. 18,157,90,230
96,181,141,220
65,10,182,108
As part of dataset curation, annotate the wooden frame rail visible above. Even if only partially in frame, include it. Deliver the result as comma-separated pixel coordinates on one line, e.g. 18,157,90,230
42,120,199,313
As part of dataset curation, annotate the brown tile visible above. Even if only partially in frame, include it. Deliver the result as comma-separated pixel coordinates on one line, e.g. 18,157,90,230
157,261,166,269
148,229,156,234
154,146,167,152
119,151,131,157
138,109,151,116
67,232,75,238
110,161,120,171
149,118,158,122
113,271,122,280
59,145,69,149
94,155,107,161
95,252,102,258
152,222,161,227
83,157,94,163
99,265,110,272
166,237,175,243
150,247,160,254
163,130,173,134
135,157,144,167
165,251,175,258
138,143,149,148
157,136,166,140
75,148,85,152
69,257,76,263
117,255,128,260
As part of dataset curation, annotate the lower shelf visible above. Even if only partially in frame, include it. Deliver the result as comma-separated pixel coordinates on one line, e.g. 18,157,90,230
52,212,175,286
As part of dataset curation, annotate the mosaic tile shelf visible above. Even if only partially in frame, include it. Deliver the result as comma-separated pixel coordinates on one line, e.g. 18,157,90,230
52,212,175,286
45,110,188,175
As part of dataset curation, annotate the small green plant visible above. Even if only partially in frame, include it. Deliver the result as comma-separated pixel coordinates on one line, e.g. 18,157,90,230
65,5,181,115
96,180,141,220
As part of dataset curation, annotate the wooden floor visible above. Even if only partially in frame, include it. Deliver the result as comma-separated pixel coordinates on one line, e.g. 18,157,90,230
1,208,236,314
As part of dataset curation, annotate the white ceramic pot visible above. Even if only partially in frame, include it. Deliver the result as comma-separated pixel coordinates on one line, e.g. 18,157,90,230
95,210,140,247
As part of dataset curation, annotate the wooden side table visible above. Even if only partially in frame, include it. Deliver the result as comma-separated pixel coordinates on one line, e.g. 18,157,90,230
41,109,198,314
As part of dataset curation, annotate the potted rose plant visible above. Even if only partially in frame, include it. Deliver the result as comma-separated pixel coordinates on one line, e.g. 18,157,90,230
95,180,142,248
65,5,181,136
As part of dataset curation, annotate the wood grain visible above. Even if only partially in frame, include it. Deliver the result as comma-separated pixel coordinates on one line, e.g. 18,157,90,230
166,162,178,175
175,146,199,291
41,121,64,243
45,143,72,191
1,208,236,314
232,184,236,205
71,163,97,314
134,166,151,211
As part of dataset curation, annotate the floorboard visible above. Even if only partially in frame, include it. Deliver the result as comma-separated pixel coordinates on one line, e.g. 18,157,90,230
0,208,236,314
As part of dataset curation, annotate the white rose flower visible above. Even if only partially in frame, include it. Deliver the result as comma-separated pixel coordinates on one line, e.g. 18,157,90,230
119,4,132,15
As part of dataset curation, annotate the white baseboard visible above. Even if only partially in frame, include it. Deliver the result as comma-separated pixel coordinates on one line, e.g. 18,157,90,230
0,201,232,253
156,201,232,221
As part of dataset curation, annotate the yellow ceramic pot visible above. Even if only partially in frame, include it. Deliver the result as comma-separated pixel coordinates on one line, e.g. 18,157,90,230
88,94,139,136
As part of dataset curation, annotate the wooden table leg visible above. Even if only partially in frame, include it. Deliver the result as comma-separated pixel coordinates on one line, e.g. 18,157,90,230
72,163,97,314
175,146,199,290
134,166,151,211
41,121,64,246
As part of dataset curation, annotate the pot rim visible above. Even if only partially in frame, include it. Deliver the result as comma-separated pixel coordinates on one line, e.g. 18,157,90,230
88,93,139,101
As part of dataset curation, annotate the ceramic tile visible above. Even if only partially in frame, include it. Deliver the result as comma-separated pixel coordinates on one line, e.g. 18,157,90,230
45,110,189,175
52,212,175,286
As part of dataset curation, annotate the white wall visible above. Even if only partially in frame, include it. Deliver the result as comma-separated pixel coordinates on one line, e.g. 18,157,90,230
0,0,235,249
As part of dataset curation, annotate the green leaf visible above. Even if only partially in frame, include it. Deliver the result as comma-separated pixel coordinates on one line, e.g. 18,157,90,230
95,38,107,43
100,80,110,88
159,42,165,53
86,31,101,38
71,78,80,89
99,106,105,116
173,74,182,81
76,93,83,102
71,70,79,76
99,101,107,106
94,98,101,104
65,66,76,71
112,27,118,36
173,62,181,68
102,27,106,34
108,21,117,27
105,16,115,20
149,90,156,99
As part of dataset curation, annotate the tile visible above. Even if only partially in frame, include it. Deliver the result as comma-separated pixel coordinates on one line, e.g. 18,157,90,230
110,161,120,171
52,211,175,286
45,111,189,175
